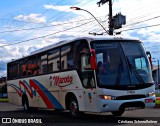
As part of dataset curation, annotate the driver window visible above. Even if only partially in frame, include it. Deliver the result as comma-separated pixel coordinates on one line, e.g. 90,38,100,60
81,49,95,88
75,40,95,88
81,49,90,71
135,57,148,73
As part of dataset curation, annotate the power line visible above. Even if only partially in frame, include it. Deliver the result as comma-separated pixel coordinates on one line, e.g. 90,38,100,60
0,0,66,26
0,20,95,47
4,0,92,46
124,15,160,27
0,16,103,33
121,23,160,32
46,0,90,23
0,0,73,42
41,0,66,15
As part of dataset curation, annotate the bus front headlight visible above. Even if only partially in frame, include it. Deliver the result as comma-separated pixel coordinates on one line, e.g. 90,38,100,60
99,95,116,100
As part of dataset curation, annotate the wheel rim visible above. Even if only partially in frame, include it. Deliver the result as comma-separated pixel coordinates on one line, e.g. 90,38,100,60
70,101,78,115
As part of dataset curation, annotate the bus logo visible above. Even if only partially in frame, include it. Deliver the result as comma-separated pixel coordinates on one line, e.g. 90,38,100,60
127,90,135,94
52,76,73,87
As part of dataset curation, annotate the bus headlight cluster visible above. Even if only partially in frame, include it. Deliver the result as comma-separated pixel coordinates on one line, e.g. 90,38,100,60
99,95,116,100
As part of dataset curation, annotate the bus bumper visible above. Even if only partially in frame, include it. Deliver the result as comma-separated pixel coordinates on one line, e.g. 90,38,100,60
99,96,156,112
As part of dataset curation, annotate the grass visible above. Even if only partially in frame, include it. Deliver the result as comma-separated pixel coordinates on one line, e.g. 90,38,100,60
156,94,160,105
156,100,160,105
0,98,8,102
156,94,160,97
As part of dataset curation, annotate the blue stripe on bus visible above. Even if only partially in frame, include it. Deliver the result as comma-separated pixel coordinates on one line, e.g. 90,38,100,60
23,80,36,97
33,79,64,110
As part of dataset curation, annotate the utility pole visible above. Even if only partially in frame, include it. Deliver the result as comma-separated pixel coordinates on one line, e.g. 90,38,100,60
97,0,113,35
108,0,113,35
97,0,126,35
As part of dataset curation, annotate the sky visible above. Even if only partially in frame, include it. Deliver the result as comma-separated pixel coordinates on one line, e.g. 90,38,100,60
0,0,160,76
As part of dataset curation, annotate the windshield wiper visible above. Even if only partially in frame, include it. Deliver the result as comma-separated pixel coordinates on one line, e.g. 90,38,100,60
126,56,145,84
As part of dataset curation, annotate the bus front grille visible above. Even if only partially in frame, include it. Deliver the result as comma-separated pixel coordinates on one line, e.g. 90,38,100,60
119,101,145,111
115,95,146,100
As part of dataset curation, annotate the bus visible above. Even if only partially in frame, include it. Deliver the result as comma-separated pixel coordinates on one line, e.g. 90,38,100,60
7,37,156,117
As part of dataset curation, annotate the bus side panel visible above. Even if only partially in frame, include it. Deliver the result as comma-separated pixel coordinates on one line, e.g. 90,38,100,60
50,71,86,111
7,70,86,111
7,80,22,106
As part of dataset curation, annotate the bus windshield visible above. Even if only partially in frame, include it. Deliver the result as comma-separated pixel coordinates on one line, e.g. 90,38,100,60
91,40,153,90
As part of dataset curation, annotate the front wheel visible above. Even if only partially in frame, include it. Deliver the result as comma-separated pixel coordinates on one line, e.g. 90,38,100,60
111,110,124,116
69,97,80,118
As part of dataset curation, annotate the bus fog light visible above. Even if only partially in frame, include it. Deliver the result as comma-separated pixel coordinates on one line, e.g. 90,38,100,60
145,98,153,103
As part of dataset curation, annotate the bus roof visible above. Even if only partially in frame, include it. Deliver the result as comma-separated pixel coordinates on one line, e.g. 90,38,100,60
30,36,140,55
8,36,140,63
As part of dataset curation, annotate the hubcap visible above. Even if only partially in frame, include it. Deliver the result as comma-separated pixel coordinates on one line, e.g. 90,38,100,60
70,101,77,114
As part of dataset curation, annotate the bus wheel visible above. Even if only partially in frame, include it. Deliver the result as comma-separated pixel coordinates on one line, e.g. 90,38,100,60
111,110,124,116
23,99,29,112
69,97,80,118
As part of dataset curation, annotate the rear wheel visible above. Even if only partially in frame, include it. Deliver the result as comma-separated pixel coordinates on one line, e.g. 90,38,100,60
69,97,80,118
111,110,124,116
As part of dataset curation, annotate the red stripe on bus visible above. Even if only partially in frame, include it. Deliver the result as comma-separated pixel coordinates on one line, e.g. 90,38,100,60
29,79,54,109
19,80,33,98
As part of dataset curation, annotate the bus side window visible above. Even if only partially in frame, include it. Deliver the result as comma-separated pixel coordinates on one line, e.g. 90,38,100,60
27,56,37,76
41,54,47,74
48,48,60,72
20,58,27,77
7,63,12,80
61,44,74,70
36,58,41,75
12,62,19,78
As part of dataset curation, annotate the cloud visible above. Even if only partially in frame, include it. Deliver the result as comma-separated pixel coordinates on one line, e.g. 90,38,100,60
14,14,46,23
44,5,71,12
44,3,109,18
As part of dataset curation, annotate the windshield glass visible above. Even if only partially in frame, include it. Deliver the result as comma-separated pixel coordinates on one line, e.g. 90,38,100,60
91,40,153,90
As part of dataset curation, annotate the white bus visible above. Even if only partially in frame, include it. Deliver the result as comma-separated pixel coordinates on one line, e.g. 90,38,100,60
7,37,155,117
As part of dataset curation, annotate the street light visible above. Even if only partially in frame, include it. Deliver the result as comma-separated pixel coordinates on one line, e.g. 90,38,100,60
70,7,108,34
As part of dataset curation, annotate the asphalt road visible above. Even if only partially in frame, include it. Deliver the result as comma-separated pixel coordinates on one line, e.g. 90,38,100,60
0,102,160,126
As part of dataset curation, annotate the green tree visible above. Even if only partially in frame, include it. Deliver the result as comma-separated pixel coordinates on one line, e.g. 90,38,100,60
0,84,7,98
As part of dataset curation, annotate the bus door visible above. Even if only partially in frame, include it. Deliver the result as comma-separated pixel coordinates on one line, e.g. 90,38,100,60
80,51,98,112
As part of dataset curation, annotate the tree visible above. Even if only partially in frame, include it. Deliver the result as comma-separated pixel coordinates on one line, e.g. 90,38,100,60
0,84,7,98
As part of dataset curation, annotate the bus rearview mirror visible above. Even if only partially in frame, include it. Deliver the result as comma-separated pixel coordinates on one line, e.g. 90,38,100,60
90,49,97,70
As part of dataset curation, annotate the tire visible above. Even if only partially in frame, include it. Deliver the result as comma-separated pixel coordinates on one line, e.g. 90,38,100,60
69,97,80,118
23,99,30,112
111,110,124,116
